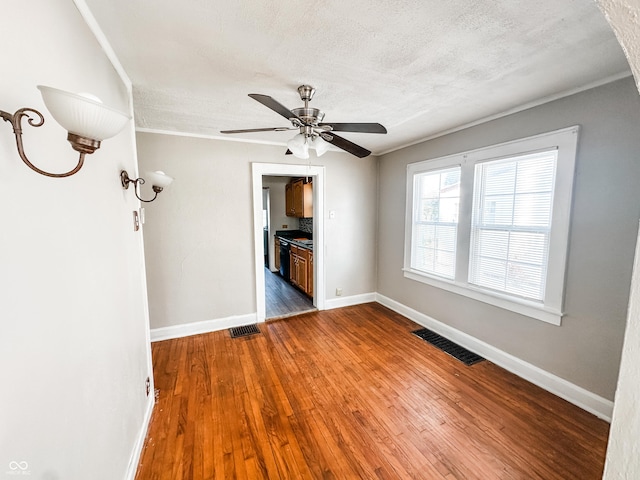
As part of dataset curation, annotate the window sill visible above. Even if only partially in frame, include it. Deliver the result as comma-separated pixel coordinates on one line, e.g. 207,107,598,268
402,268,563,326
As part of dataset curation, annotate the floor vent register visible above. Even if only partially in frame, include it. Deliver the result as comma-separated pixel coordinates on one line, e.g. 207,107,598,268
411,328,485,366
229,324,261,338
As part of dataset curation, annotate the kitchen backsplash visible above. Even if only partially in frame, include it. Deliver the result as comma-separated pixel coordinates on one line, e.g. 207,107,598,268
299,217,313,233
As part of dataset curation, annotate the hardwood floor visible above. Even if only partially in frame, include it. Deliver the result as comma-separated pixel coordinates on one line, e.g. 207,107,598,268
135,303,609,480
264,267,315,319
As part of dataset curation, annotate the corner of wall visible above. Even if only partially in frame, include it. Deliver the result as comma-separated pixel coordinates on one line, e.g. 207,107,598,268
124,395,155,480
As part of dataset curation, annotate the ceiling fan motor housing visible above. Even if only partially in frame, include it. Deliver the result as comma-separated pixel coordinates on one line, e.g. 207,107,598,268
291,107,325,125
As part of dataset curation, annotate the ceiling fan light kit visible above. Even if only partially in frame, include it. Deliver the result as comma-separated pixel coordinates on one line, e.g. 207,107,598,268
287,133,309,159
312,135,330,157
221,84,387,158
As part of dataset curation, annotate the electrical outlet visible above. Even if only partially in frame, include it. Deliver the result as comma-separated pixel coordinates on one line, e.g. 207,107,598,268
145,377,151,396
282,224,288,228
336,288,343,296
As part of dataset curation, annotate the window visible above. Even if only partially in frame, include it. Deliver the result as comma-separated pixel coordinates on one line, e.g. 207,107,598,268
404,127,579,325
411,166,460,279
469,151,556,301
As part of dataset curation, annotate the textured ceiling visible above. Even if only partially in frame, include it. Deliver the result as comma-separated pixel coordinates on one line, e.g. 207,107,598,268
84,0,630,155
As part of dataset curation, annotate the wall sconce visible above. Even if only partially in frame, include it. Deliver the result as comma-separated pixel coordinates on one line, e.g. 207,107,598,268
0,86,130,178
120,170,174,203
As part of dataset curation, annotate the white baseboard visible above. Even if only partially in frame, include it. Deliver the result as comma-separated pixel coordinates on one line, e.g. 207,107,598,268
150,291,376,343
324,292,377,310
150,313,258,342
375,294,614,422
150,293,375,341
124,394,154,480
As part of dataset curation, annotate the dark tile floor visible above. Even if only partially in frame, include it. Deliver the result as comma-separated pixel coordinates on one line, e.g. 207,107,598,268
264,267,315,319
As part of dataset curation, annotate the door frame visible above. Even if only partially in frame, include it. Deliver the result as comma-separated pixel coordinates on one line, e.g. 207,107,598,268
251,162,326,322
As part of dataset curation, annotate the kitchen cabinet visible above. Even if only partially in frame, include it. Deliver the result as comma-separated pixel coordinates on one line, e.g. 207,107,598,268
308,250,314,297
290,244,313,297
289,246,295,283
293,180,313,218
286,179,312,218
290,245,302,289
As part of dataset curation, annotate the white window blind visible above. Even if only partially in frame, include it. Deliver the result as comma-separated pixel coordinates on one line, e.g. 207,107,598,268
411,166,461,279
469,151,557,301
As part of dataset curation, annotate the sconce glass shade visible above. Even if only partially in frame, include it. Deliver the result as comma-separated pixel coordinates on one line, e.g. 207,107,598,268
37,85,131,141
287,133,309,159
312,135,330,156
145,170,174,189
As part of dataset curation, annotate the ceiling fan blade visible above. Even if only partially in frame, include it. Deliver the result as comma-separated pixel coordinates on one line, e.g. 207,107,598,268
220,127,295,134
320,132,371,158
248,94,303,123
318,122,387,134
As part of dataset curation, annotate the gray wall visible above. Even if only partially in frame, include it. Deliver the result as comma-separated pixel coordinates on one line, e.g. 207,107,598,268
137,133,378,329
377,77,640,400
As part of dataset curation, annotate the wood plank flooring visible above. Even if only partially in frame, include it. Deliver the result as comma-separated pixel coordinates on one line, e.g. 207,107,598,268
135,303,609,480
264,267,315,319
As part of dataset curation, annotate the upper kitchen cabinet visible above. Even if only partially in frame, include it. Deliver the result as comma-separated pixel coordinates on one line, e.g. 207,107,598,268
286,178,312,218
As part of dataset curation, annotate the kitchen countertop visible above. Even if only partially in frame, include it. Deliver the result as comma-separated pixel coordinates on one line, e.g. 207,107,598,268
289,238,313,250
275,231,313,251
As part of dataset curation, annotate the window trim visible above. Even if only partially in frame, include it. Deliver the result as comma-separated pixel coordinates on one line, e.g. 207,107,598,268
403,126,579,326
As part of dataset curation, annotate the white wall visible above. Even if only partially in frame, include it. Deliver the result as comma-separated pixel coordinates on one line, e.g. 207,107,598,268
0,2,152,479
377,77,640,402
598,0,640,477
604,223,640,477
137,132,378,330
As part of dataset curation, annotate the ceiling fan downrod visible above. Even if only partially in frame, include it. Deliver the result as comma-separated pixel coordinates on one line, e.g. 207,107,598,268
297,85,315,106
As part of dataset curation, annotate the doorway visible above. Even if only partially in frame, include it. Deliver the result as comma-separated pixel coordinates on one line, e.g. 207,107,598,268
252,163,326,323
262,178,315,319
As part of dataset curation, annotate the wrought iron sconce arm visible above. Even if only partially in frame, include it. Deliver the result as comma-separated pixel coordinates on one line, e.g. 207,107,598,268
0,107,87,178
121,170,172,203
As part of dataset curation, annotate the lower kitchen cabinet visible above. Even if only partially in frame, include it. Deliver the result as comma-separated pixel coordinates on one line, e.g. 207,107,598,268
308,250,313,297
290,244,313,297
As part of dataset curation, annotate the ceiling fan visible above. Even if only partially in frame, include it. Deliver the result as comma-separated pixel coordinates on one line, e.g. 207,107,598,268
220,85,387,158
